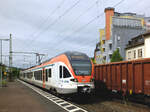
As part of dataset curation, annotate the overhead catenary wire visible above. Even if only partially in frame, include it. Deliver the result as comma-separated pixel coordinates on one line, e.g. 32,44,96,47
43,0,125,53
37,0,102,51
29,0,66,37
23,0,66,47
11,0,66,53
16,0,126,67
69,0,126,48
26,0,82,47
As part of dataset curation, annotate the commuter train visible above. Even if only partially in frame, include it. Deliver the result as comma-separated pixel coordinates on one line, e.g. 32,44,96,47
20,51,94,94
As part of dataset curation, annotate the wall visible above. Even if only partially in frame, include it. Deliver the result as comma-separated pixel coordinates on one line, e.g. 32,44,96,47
111,26,145,60
144,36,150,58
126,45,144,60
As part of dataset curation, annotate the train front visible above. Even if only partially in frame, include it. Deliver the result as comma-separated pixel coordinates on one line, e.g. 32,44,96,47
67,52,95,94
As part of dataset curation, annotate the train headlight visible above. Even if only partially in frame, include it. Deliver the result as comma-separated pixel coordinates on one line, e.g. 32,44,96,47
70,78,78,82
90,78,94,82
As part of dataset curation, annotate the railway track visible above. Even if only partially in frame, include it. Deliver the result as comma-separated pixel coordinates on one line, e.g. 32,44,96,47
18,79,150,112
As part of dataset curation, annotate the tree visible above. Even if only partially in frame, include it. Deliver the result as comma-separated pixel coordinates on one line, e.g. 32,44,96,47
12,67,20,78
91,57,96,64
111,48,123,62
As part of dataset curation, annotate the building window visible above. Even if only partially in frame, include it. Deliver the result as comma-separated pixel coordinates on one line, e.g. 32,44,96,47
103,56,106,60
102,40,105,44
128,51,131,60
133,50,136,59
109,44,112,50
103,48,105,52
138,49,142,58
117,36,120,41
109,54,112,59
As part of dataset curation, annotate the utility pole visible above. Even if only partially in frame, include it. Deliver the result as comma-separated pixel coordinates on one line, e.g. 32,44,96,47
0,40,2,87
9,34,12,81
0,38,10,87
35,53,45,65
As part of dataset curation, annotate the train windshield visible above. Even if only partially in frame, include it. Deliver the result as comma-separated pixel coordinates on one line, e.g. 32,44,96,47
68,53,92,76
71,60,92,76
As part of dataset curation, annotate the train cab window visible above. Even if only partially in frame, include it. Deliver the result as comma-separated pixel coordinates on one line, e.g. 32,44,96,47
59,66,62,78
63,66,71,78
49,69,51,78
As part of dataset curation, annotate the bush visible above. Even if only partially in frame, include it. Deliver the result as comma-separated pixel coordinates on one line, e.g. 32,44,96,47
2,80,7,87
111,48,123,62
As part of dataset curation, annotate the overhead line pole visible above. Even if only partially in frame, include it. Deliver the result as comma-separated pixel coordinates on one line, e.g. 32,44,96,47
9,34,13,81
0,40,2,87
0,37,10,86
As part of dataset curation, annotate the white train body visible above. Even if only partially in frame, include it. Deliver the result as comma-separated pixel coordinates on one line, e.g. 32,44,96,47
20,52,94,94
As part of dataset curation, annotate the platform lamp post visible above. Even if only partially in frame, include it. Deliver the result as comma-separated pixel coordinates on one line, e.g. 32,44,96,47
0,38,10,88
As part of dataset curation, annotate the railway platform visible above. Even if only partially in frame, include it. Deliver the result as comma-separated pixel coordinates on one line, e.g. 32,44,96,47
0,80,67,112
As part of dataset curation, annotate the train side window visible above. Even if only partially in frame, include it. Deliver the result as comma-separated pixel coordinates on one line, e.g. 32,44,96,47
49,69,51,77
34,71,37,80
63,66,71,78
40,71,41,80
45,70,48,81
37,71,40,80
40,70,44,81
59,66,62,78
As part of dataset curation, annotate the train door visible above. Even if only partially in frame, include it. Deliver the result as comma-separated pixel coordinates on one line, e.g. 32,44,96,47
58,65,63,92
48,64,58,90
46,67,52,86
61,66,72,88
45,68,49,89
58,65,72,93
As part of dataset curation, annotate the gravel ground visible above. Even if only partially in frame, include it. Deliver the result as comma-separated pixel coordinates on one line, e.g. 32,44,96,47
71,94,150,112
81,101,150,112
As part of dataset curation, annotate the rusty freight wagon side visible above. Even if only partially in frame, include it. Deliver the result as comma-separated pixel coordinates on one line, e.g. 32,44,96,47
95,58,150,95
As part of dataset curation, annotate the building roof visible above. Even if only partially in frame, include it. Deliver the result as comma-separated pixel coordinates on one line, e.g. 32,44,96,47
104,7,114,12
126,33,144,49
142,31,150,38
126,31,150,49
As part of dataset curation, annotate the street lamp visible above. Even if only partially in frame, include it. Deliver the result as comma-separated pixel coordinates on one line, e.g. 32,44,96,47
0,39,9,88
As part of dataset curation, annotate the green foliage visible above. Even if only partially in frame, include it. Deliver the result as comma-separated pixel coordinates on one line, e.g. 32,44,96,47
12,67,20,78
2,79,7,87
111,48,123,62
91,57,96,64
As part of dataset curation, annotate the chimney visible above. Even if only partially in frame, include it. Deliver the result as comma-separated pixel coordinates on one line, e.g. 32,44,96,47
105,7,114,40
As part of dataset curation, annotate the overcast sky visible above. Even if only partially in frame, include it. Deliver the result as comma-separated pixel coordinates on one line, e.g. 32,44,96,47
0,0,150,68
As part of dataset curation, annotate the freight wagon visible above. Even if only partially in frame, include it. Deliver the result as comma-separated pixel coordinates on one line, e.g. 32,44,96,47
95,58,150,97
